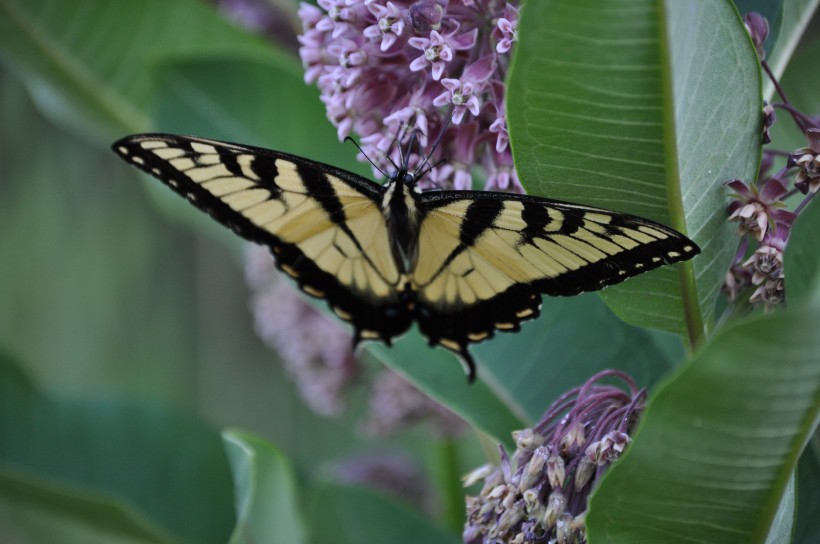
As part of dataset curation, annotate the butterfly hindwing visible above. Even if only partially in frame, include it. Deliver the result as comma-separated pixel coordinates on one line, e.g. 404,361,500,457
412,191,699,360
112,134,412,343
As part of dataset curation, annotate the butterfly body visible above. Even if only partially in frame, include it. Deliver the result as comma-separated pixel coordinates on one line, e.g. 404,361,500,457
113,134,700,382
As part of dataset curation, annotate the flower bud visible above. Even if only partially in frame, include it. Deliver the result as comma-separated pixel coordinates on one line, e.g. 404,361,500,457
409,1,444,33
574,455,596,491
496,499,526,535
543,490,566,529
744,12,769,59
547,454,566,488
519,446,549,492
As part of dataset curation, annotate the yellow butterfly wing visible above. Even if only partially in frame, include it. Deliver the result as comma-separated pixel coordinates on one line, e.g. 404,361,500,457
113,134,411,343
412,192,699,366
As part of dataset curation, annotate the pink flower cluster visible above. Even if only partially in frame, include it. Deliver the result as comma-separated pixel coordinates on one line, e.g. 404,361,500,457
298,0,522,191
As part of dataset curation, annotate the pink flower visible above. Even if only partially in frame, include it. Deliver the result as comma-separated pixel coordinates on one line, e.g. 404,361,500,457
726,178,794,241
433,78,480,124
408,30,453,81
363,2,405,51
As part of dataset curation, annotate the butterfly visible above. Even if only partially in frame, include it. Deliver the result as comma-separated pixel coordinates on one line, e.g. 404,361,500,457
112,134,699,382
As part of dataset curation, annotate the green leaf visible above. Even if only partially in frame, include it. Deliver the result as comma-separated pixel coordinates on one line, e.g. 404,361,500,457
0,467,179,544
508,0,761,336
0,69,200,400
309,484,459,544
785,193,820,303
373,293,680,446
0,353,235,544
587,296,820,543
0,0,288,143
795,435,820,543
223,429,307,544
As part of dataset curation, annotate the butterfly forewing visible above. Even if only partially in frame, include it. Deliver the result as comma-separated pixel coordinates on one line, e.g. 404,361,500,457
411,191,699,361
113,134,411,343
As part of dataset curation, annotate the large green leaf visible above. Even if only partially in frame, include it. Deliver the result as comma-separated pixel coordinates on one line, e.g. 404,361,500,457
309,483,459,544
795,435,820,543
508,0,761,336
0,354,235,544
587,295,820,543
0,0,289,143
0,467,179,544
0,69,200,399
785,194,820,303
223,430,307,544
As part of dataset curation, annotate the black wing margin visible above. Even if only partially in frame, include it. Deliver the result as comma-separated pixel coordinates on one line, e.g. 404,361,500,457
112,134,412,344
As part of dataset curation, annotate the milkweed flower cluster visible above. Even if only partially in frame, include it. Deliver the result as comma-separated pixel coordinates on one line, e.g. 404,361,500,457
298,0,523,192
462,370,645,544
722,13,819,309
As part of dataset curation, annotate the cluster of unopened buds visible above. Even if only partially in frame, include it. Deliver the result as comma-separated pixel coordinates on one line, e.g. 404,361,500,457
462,371,645,543
722,13,819,309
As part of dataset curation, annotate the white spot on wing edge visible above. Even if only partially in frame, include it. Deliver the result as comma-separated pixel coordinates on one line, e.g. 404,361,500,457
139,140,168,150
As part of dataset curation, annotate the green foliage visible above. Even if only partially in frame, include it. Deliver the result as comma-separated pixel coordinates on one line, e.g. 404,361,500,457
0,0,818,542
587,295,820,543
223,430,307,544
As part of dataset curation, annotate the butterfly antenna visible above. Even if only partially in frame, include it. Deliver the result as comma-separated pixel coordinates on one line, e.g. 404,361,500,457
416,157,447,183
413,109,454,178
401,130,419,172
344,136,390,179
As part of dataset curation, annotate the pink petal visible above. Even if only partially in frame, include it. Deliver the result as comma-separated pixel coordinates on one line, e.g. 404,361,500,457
432,91,451,108
440,78,460,91
409,55,428,72
466,96,481,115
408,37,428,50
381,33,397,51
431,61,445,80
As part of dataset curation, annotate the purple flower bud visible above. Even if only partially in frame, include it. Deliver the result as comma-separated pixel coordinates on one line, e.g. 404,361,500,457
762,102,775,144
496,499,526,534
519,446,549,492
546,454,566,488
543,490,566,529
409,0,444,33
744,12,769,59
574,456,595,491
